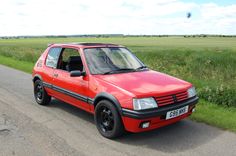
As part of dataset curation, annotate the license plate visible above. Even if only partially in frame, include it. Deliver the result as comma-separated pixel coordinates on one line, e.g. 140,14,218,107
166,105,189,120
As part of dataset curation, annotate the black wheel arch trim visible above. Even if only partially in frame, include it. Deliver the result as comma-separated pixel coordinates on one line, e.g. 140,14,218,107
33,74,43,82
93,92,123,115
122,96,199,119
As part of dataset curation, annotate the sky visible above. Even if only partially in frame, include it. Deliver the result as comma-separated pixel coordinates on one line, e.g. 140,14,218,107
0,0,236,36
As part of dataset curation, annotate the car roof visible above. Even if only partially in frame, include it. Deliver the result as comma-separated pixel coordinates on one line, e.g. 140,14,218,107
48,42,124,49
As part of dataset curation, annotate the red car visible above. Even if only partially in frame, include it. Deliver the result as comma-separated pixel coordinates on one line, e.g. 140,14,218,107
32,43,198,138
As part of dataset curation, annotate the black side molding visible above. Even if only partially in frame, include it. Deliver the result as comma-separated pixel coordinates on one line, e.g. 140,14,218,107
41,82,122,114
42,82,93,105
122,96,199,119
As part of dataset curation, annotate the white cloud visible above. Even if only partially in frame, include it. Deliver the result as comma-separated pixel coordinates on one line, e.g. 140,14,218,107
0,0,235,36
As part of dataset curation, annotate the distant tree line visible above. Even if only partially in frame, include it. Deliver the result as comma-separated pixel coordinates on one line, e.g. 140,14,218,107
183,34,236,38
1,34,236,39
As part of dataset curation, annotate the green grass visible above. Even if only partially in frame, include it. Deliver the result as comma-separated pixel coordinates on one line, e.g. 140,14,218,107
0,55,34,73
1,37,236,63
191,100,236,132
0,36,236,132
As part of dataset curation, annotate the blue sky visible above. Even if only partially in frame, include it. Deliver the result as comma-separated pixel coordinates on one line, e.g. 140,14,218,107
0,0,236,36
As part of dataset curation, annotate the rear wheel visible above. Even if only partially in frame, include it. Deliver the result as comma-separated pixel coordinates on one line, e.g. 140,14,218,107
34,80,51,105
95,100,124,139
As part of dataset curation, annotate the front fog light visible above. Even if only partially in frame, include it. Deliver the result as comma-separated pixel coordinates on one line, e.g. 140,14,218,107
140,122,150,128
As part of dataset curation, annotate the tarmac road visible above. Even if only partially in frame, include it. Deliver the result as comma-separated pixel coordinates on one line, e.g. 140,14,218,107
0,64,236,156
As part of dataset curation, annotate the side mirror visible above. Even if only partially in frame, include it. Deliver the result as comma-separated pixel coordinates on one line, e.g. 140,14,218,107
70,70,86,77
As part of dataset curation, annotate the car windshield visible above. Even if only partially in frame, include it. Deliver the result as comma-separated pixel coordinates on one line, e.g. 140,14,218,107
84,47,147,74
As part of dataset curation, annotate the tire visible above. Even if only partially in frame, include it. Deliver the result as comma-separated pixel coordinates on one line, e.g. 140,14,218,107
34,80,51,105
95,100,124,139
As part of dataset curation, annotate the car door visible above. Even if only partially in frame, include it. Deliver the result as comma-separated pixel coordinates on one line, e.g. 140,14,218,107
51,47,90,112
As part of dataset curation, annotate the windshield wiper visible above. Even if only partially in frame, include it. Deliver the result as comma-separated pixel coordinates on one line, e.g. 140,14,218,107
103,68,136,75
135,65,148,71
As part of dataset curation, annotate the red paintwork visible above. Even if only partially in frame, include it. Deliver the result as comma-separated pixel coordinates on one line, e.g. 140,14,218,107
32,43,195,133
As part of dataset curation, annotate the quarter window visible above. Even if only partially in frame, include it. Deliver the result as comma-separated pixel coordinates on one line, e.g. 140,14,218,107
46,47,62,68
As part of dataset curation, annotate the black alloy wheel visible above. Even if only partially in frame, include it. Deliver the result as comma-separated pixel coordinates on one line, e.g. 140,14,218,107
34,80,51,105
99,106,114,132
95,100,124,139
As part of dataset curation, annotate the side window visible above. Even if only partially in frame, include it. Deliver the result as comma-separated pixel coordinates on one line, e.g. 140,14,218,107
57,48,83,72
46,47,61,68
62,48,80,62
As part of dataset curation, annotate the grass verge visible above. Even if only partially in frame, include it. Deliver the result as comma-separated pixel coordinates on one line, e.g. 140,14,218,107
191,100,236,132
0,55,34,73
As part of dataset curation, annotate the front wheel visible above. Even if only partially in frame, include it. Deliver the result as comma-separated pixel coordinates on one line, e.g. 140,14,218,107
95,100,124,139
34,80,51,105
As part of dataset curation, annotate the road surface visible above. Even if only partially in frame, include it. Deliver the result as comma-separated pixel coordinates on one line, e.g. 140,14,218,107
0,64,236,156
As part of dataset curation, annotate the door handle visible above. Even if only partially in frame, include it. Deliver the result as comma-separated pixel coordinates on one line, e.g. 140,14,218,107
53,73,58,77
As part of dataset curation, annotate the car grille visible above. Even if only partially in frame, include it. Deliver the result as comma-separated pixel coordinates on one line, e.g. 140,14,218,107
155,91,188,107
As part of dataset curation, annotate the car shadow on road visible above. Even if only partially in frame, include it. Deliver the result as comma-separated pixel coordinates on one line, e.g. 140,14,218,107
48,99,222,153
117,119,223,153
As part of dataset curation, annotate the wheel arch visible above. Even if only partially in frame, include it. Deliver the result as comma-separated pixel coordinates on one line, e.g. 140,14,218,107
33,74,42,83
93,92,123,116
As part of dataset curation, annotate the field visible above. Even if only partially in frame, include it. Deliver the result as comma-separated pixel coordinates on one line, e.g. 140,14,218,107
0,37,236,131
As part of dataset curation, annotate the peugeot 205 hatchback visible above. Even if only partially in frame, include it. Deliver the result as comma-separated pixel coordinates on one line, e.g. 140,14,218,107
32,43,198,138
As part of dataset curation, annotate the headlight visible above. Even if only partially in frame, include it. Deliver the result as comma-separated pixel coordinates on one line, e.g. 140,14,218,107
133,97,158,110
187,86,196,98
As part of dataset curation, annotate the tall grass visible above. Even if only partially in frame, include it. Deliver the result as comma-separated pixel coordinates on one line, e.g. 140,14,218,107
0,37,236,107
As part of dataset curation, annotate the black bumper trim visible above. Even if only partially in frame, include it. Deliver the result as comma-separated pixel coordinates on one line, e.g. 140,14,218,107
122,96,199,119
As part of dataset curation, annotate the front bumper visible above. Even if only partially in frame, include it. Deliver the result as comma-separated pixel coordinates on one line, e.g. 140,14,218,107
121,96,198,132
